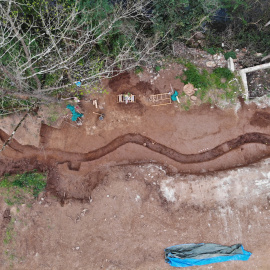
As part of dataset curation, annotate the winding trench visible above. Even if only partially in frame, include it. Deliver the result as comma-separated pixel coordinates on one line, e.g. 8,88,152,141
1,129,270,166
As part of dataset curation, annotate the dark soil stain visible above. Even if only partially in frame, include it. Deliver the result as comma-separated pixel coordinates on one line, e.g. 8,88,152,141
250,111,270,127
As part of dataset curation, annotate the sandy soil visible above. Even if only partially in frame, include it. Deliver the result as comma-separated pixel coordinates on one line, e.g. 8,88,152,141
0,66,270,269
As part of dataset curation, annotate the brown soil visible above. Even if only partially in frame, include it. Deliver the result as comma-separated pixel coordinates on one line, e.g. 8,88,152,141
250,111,270,127
1,68,270,269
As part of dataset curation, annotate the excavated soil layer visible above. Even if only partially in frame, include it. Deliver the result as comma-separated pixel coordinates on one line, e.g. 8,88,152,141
1,127,270,171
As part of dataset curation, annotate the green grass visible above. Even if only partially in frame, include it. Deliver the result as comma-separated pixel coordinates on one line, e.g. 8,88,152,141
178,62,240,103
134,66,144,75
48,114,58,123
181,63,210,90
47,104,61,124
154,65,162,73
3,218,15,245
224,51,237,60
0,170,47,205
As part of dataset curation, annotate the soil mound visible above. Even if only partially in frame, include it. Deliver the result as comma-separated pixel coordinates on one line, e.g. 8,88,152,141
250,111,270,127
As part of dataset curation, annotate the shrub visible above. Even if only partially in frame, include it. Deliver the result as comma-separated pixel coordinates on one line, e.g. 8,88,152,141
213,67,234,80
205,47,216,55
154,65,161,73
135,66,144,75
181,63,210,90
224,51,237,60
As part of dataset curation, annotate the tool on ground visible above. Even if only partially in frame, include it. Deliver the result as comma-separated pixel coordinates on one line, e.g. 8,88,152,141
93,100,98,108
93,112,105,120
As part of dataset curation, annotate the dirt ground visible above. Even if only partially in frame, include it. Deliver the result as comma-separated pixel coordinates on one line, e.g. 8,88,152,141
1,66,270,269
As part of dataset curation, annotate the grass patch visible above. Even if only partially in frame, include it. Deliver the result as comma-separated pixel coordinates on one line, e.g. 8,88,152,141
177,62,241,104
47,104,61,124
154,65,163,73
134,66,144,75
3,218,15,245
181,63,210,91
0,170,47,205
181,99,191,111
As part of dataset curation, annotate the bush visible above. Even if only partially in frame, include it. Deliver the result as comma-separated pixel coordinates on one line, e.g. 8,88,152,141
181,63,210,90
206,47,216,55
213,67,234,80
154,65,161,73
211,68,234,89
224,51,237,60
135,66,144,74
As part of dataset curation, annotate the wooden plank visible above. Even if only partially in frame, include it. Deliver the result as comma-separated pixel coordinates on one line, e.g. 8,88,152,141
151,98,172,106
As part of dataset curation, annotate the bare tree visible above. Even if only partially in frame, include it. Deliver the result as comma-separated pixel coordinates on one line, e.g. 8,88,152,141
0,0,162,102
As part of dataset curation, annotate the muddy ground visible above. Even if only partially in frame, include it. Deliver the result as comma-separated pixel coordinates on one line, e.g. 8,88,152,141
0,65,270,269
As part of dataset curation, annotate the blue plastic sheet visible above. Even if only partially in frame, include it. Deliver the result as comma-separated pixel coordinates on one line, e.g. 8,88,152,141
66,104,83,121
171,91,178,101
165,243,251,267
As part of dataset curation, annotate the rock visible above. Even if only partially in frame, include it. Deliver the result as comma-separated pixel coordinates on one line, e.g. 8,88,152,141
183,83,195,96
255,53,263,57
206,61,216,68
190,96,197,101
194,32,205,40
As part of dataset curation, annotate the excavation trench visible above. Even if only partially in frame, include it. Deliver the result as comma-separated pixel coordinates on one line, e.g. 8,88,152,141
1,128,270,168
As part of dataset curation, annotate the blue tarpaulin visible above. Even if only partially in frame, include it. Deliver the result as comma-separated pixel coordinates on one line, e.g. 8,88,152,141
66,104,83,121
171,91,178,101
165,243,251,267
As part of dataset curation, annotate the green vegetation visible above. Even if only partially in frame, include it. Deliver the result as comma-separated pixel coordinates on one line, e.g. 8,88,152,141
0,96,34,116
181,99,191,111
0,170,47,206
3,218,16,245
205,48,217,55
181,63,210,90
3,216,19,266
154,65,162,73
205,47,224,55
1,0,269,105
47,103,63,124
224,51,237,60
177,62,241,105
135,66,144,75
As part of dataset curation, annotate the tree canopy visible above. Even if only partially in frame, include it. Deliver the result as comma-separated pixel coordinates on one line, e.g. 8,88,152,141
0,0,269,114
